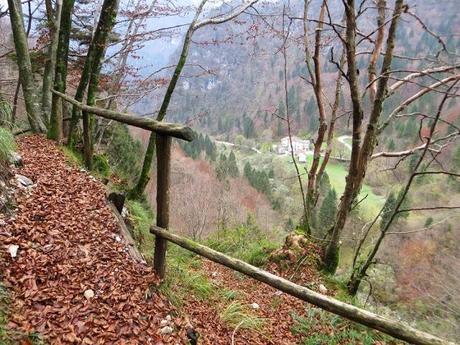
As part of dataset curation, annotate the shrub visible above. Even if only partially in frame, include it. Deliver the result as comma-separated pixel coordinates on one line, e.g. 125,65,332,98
424,217,433,228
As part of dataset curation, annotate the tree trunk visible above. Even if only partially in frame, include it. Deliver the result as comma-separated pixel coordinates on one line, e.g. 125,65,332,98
67,1,107,147
129,1,207,199
130,0,258,199
316,54,344,196
305,1,327,223
323,0,404,274
7,0,46,133
347,74,452,296
48,0,75,142
41,0,63,127
81,0,120,169
357,0,404,188
323,0,363,273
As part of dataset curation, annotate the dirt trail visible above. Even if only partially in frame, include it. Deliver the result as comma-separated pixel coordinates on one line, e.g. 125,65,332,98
0,135,183,344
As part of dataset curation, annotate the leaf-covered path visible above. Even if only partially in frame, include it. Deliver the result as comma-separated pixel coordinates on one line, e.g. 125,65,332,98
0,135,182,344
0,135,398,345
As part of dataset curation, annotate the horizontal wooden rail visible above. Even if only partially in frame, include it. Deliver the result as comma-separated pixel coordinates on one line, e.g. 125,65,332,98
52,90,195,141
150,225,456,345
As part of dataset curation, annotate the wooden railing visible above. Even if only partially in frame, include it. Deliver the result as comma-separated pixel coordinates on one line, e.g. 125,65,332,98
55,91,456,345
54,90,191,278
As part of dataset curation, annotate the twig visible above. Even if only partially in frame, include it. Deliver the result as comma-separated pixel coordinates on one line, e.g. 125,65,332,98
231,321,245,345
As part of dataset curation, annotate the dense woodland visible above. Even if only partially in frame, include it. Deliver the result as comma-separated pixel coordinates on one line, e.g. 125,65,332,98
0,0,459,344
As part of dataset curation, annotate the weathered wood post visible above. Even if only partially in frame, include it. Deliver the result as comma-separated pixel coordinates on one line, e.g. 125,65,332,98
153,134,172,279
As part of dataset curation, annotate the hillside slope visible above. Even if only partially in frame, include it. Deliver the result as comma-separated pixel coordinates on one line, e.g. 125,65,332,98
0,136,183,344
0,135,404,344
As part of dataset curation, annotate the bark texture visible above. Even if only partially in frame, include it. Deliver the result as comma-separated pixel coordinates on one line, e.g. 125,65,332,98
323,0,404,273
42,0,63,127
48,0,75,141
82,0,120,169
7,0,46,132
153,135,172,279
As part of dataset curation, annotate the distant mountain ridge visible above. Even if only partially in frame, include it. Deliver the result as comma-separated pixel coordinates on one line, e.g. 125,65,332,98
133,0,459,146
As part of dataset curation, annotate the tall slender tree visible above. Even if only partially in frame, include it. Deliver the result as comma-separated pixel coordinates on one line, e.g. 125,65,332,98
323,0,405,273
130,0,259,199
81,0,120,169
48,0,76,141
7,0,46,132
65,0,120,169
41,0,63,127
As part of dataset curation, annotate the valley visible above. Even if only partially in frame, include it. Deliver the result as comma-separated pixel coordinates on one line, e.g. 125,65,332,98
0,0,459,343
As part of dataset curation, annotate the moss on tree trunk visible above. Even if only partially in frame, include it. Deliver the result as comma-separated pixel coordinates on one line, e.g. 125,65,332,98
7,0,46,133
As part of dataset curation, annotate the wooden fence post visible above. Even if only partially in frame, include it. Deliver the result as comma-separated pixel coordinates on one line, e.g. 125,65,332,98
153,134,172,279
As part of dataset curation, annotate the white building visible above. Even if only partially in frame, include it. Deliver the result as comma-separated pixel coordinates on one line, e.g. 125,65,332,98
298,153,307,163
277,136,311,157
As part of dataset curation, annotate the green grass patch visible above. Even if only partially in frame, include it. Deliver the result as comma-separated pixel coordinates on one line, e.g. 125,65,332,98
157,246,215,308
220,289,239,301
125,199,155,258
291,309,393,345
276,155,384,220
235,146,384,221
61,147,111,179
61,146,83,167
219,301,265,330
206,218,278,267
92,154,111,177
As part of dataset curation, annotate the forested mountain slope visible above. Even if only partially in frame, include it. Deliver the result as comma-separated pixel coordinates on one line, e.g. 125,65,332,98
134,0,460,144
0,0,459,343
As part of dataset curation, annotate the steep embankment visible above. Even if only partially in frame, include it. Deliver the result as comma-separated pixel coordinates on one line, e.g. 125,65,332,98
0,136,183,344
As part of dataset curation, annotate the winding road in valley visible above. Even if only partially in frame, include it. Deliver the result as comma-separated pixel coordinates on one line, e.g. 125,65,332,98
337,135,352,151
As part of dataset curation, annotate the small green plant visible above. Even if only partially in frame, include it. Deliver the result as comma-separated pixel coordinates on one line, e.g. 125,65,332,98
0,284,46,345
92,154,110,177
0,283,10,343
27,332,46,345
219,301,265,330
424,217,433,227
269,296,283,310
220,289,238,301
0,98,12,127
158,246,215,308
